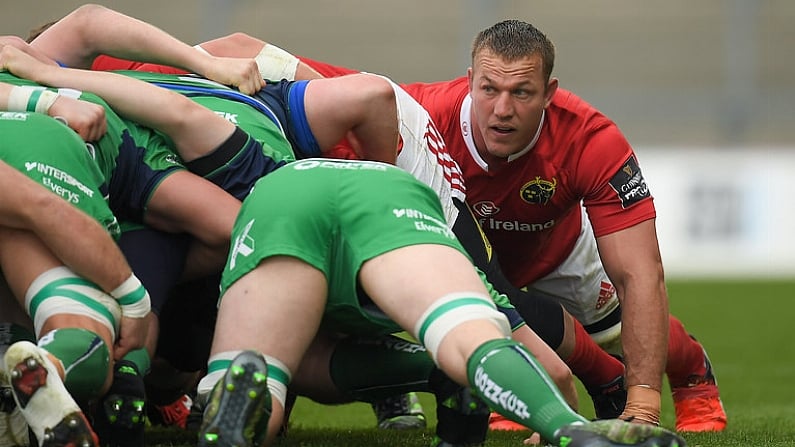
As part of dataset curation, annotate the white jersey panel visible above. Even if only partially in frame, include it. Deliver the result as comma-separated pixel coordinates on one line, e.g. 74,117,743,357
378,75,466,227
525,205,621,329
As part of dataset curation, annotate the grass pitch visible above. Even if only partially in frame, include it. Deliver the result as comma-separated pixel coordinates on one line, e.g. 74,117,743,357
148,279,795,447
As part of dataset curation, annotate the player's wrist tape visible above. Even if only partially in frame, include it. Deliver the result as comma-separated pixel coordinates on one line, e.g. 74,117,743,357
7,86,59,114
111,274,151,318
255,44,299,81
620,384,661,425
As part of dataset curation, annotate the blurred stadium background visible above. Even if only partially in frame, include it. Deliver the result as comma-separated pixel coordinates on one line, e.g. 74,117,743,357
3,0,794,278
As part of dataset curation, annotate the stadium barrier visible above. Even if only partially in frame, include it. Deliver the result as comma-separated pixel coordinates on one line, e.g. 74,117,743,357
638,147,794,278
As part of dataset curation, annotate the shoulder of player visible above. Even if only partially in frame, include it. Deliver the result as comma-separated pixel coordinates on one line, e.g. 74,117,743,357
401,77,468,136
547,87,618,133
403,76,468,106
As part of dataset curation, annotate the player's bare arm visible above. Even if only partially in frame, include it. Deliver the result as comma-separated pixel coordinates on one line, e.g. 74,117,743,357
29,3,264,94
0,160,150,358
596,219,668,425
1,44,234,162
0,167,129,291
199,32,324,81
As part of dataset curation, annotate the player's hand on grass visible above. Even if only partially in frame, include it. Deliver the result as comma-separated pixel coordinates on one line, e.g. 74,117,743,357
620,385,662,425
522,431,544,445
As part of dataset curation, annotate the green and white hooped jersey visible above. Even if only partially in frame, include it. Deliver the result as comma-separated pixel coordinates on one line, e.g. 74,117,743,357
114,70,296,166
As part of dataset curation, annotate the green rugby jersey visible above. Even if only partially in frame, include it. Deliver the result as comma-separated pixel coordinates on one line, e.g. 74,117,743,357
114,70,295,166
0,74,121,236
0,73,176,184
1,73,184,224
2,73,112,180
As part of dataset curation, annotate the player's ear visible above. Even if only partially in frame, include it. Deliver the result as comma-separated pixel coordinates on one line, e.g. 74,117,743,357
544,77,558,107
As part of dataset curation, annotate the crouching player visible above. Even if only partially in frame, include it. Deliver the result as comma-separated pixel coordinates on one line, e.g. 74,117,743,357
194,158,685,447
0,83,151,446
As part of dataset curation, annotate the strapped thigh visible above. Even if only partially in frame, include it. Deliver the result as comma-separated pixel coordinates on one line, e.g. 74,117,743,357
413,292,510,364
25,266,120,340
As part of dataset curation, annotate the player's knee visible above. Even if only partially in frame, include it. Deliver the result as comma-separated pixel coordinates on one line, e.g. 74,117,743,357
72,3,107,20
352,74,397,113
547,361,575,394
27,266,121,341
38,327,110,401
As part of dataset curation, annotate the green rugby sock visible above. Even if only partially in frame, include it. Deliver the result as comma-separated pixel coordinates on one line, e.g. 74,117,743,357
329,335,435,402
467,338,586,441
122,348,151,376
38,327,110,402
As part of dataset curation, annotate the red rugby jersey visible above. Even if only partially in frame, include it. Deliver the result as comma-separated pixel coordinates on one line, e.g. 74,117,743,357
298,57,656,286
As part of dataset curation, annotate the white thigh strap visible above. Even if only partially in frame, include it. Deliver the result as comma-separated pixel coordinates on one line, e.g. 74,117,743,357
262,355,291,407
24,266,120,339
414,292,510,364
198,352,292,408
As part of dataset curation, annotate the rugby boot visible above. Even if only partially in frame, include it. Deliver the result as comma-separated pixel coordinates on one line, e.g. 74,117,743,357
371,392,426,430
5,341,98,447
91,361,146,447
153,394,192,429
587,374,628,420
671,343,727,432
185,394,205,433
198,351,270,447
429,370,489,446
555,419,686,447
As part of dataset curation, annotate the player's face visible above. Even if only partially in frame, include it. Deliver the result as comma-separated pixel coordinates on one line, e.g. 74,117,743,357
468,50,554,161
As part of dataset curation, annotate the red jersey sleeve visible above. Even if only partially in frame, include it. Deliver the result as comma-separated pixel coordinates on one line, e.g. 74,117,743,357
575,119,656,237
91,55,188,74
297,56,359,78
